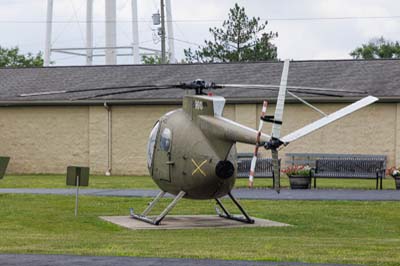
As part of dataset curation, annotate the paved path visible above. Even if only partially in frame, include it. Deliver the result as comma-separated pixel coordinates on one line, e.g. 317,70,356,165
0,254,361,266
0,188,399,201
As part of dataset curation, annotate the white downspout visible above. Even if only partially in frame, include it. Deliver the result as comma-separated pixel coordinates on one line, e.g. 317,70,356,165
104,102,112,176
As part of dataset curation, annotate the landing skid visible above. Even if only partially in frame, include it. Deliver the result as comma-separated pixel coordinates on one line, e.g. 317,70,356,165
130,190,186,225
130,190,254,226
215,192,255,224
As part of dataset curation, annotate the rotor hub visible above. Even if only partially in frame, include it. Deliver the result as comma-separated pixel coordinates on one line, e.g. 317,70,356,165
264,138,284,150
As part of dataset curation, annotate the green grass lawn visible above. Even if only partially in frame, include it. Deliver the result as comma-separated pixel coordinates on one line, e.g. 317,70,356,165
0,174,397,190
0,174,157,189
0,194,399,265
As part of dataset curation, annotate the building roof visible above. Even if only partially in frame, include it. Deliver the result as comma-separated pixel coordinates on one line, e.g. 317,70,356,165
1,59,400,106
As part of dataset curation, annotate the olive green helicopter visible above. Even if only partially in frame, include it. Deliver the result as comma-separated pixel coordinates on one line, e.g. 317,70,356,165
21,60,378,225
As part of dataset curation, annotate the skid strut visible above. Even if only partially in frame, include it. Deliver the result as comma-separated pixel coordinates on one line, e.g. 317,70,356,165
215,192,255,224
130,190,186,225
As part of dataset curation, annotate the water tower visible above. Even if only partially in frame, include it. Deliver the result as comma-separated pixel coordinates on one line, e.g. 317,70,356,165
44,0,176,66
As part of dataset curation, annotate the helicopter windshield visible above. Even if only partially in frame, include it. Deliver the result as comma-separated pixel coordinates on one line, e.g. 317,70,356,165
147,121,160,169
160,128,172,151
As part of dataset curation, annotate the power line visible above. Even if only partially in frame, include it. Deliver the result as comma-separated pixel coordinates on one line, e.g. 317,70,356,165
51,1,85,46
170,37,202,47
2,15,400,24
70,0,85,45
265,15,400,21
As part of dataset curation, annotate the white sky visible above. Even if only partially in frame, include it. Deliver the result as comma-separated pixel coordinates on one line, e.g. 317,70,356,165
1,0,400,65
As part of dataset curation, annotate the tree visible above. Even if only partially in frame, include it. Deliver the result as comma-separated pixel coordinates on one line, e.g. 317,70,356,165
350,37,400,59
141,55,165,64
141,55,157,64
184,3,278,63
0,46,44,67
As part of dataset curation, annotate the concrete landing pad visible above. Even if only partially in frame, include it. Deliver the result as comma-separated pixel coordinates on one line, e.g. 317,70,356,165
100,215,290,230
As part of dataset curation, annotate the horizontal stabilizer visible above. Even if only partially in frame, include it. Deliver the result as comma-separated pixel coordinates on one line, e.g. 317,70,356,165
281,96,379,143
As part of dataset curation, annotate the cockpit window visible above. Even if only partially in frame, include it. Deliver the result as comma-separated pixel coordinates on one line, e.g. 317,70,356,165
147,121,160,169
160,128,172,151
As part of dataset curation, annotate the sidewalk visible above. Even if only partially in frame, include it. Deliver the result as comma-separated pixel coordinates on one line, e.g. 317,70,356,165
0,188,399,201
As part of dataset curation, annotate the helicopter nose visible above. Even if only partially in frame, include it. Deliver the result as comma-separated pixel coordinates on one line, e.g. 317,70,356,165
215,160,234,179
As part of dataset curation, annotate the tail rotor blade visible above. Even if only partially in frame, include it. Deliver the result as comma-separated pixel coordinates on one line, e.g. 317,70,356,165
271,59,290,139
248,155,257,188
248,101,268,188
271,149,280,193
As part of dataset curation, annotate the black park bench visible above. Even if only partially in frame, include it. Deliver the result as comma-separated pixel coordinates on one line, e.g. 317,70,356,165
313,155,386,190
236,153,280,180
286,153,387,190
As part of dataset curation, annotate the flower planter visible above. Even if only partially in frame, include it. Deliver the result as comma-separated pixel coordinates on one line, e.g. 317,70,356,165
289,175,311,189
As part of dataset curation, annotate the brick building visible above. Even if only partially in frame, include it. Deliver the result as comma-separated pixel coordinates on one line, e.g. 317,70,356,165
0,59,399,175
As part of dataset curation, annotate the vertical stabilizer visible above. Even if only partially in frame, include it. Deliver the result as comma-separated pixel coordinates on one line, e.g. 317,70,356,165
183,95,226,119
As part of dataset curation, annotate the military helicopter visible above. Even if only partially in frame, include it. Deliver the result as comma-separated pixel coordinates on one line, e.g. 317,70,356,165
21,60,378,225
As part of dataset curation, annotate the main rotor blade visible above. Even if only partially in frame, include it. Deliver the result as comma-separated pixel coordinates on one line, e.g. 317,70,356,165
271,59,290,139
20,84,346,99
73,86,180,100
271,149,280,193
281,96,379,143
19,84,175,97
287,89,344,97
220,84,367,94
235,87,344,97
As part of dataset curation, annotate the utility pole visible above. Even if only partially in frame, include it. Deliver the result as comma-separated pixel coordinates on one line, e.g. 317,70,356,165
160,0,166,64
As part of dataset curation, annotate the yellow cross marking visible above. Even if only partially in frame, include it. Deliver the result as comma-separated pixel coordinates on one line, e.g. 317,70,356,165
191,159,207,176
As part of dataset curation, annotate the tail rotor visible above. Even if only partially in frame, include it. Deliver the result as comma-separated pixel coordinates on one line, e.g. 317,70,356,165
248,59,290,192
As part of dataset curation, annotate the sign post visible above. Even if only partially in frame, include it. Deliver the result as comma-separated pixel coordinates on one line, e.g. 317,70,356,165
0,157,10,180
75,174,79,217
66,166,89,217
